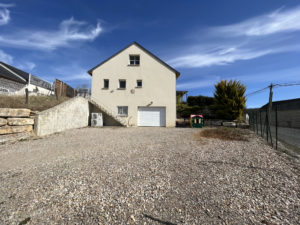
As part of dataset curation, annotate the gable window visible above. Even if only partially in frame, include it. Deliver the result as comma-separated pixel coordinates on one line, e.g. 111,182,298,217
118,106,128,116
136,80,142,88
119,79,126,89
104,79,109,89
129,55,140,66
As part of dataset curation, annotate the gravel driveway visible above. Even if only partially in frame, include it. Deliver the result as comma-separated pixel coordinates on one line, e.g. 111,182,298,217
0,127,299,224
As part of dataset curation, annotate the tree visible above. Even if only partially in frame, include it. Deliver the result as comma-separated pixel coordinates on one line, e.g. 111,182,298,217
187,95,214,107
214,80,246,120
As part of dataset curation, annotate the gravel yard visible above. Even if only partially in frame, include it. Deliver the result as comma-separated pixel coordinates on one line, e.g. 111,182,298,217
0,127,299,224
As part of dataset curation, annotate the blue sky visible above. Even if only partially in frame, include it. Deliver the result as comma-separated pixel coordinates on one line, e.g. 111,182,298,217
0,0,300,108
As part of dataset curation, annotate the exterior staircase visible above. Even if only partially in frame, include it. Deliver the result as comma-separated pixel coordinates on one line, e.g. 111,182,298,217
88,99,127,126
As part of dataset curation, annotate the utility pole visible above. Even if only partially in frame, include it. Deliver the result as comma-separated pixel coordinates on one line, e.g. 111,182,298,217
268,83,273,144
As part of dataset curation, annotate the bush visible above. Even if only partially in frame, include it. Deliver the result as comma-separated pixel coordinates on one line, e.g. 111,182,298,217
214,80,246,120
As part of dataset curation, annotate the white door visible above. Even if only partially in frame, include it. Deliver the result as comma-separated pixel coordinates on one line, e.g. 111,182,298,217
138,107,166,127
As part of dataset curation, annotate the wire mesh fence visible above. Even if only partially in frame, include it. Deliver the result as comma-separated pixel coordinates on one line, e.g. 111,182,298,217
249,99,300,154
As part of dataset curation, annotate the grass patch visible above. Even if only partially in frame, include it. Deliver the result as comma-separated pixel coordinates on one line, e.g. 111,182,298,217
0,95,69,111
196,127,249,141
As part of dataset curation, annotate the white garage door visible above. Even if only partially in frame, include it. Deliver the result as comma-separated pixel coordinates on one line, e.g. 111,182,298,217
138,107,166,127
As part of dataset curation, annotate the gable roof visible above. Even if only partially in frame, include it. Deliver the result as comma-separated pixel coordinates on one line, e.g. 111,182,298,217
0,62,53,90
0,62,28,84
88,42,180,78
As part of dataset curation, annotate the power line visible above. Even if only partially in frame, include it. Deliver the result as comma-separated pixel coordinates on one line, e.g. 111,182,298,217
274,82,300,87
246,81,300,97
245,86,269,97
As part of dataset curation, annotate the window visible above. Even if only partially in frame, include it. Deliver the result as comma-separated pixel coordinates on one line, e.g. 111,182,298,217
136,80,142,88
129,55,140,66
118,106,128,116
119,79,126,89
104,79,109,89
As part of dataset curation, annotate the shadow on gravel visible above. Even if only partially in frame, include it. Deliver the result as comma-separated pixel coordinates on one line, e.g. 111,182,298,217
143,214,177,225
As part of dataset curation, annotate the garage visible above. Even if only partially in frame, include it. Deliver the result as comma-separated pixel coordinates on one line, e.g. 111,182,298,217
138,107,166,127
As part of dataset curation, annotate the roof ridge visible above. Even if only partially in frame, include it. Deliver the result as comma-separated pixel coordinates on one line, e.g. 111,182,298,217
87,42,180,78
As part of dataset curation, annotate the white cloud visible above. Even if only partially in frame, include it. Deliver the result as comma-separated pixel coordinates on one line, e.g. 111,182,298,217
0,3,13,26
215,6,300,36
0,3,15,7
0,17,103,50
0,49,13,64
169,47,275,68
168,5,300,69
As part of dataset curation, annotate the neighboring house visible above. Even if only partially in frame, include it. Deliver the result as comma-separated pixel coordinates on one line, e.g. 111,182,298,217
76,88,91,98
176,91,188,104
88,42,180,127
0,62,53,95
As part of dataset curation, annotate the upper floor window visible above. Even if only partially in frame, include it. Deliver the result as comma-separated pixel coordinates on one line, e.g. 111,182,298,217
136,80,142,88
104,79,109,89
119,79,126,89
129,55,140,66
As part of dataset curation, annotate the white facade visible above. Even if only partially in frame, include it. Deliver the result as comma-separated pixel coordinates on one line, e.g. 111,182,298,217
90,42,180,127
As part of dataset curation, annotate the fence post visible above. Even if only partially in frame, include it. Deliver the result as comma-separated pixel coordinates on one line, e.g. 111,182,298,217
25,88,29,105
260,111,262,137
266,113,269,142
276,105,278,149
256,111,258,134
55,88,58,101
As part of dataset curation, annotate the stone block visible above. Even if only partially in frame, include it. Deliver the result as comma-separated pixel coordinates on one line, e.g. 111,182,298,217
222,122,237,127
30,111,39,116
7,118,34,126
0,132,32,144
0,125,33,135
0,108,31,118
0,118,7,126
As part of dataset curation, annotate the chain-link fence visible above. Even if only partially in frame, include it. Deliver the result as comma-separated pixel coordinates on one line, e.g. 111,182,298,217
248,99,300,159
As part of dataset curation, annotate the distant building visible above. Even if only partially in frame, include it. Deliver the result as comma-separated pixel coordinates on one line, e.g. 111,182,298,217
176,91,188,104
0,62,53,95
76,88,91,98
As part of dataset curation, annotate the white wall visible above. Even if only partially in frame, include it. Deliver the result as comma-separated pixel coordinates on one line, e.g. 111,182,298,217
15,84,54,96
35,97,89,136
91,44,177,127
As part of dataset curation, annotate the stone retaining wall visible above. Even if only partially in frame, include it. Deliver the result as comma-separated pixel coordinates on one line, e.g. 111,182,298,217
0,108,35,143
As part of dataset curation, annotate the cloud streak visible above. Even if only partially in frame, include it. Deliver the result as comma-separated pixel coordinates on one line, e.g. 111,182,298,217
0,3,13,25
215,6,300,36
0,17,103,50
169,5,300,69
169,47,275,68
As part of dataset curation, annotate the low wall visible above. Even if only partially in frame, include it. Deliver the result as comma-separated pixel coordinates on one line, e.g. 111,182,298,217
0,108,35,143
35,97,89,136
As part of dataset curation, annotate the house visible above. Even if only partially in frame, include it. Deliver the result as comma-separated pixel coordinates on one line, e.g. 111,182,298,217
0,62,53,95
176,91,188,104
88,42,180,127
